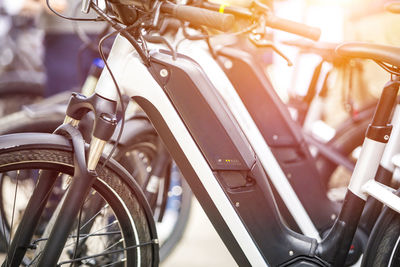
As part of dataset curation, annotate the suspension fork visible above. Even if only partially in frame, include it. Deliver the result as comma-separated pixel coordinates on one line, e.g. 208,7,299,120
35,93,117,266
317,80,400,266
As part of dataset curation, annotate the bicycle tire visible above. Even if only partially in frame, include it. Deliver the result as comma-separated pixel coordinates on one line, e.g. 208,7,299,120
315,117,370,191
115,131,192,262
362,208,400,266
158,173,191,261
0,81,44,117
0,112,192,262
0,81,43,96
0,133,157,266
0,93,42,117
0,110,63,134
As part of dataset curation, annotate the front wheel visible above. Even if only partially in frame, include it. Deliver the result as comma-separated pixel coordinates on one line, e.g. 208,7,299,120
0,133,158,266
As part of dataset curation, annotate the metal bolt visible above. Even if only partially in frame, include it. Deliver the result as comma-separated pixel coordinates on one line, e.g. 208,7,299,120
273,135,278,141
235,202,240,208
287,173,292,179
75,93,86,99
384,135,390,141
160,69,169,77
331,214,337,220
224,60,233,69
289,251,294,256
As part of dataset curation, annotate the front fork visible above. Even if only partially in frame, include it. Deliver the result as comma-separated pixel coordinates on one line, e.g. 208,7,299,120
35,93,116,266
64,92,118,170
42,92,116,261
317,80,400,266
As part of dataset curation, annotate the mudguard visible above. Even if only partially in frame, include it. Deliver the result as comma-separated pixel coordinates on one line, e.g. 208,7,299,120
0,132,159,266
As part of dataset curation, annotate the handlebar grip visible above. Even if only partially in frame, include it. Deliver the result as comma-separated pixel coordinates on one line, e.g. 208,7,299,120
161,3,235,32
385,1,400,14
265,14,321,41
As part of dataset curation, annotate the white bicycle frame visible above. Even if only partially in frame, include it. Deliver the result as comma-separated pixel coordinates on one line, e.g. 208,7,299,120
94,33,400,265
96,34,268,266
175,40,400,219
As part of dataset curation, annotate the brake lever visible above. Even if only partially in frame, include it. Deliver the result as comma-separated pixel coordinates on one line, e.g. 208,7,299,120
252,0,271,12
249,33,293,66
152,1,163,28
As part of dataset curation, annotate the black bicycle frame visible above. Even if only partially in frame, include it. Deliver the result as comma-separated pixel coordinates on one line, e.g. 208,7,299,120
134,50,319,266
129,45,400,266
217,47,339,232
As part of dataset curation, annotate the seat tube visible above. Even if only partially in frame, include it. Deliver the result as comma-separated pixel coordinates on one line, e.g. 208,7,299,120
359,101,400,232
318,80,400,266
349,80,399,201
380,102,400,173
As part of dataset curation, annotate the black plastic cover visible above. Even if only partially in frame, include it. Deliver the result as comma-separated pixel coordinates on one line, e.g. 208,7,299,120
148,50,255,171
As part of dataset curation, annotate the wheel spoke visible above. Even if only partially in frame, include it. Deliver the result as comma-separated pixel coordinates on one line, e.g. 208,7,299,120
63,220,119,249
9,170,20,241
78,203,109,232
69,206,84,266
56,240,156,266
0,173,10,255
26,250,42,267
102,237,123,253
6,170,21,266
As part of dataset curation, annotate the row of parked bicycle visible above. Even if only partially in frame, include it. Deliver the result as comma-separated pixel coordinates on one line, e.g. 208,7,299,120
0,0,400,266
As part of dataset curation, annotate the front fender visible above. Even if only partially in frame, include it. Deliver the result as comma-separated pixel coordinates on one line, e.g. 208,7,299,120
0,132,159,265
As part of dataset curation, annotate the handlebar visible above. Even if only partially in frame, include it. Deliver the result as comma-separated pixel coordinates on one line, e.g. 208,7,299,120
94,1,321,41
199,2,321,41
385,1,400,14
200,1,253,18
160,2,235,32
265,13,321,41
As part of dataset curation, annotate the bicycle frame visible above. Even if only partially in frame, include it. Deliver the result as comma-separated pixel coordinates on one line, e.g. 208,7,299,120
94,34,400,266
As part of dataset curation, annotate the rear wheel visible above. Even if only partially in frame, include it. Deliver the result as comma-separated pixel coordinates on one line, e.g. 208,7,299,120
0,137,157,266
116,133,192,262
0,81,43,117
315,117,369,199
